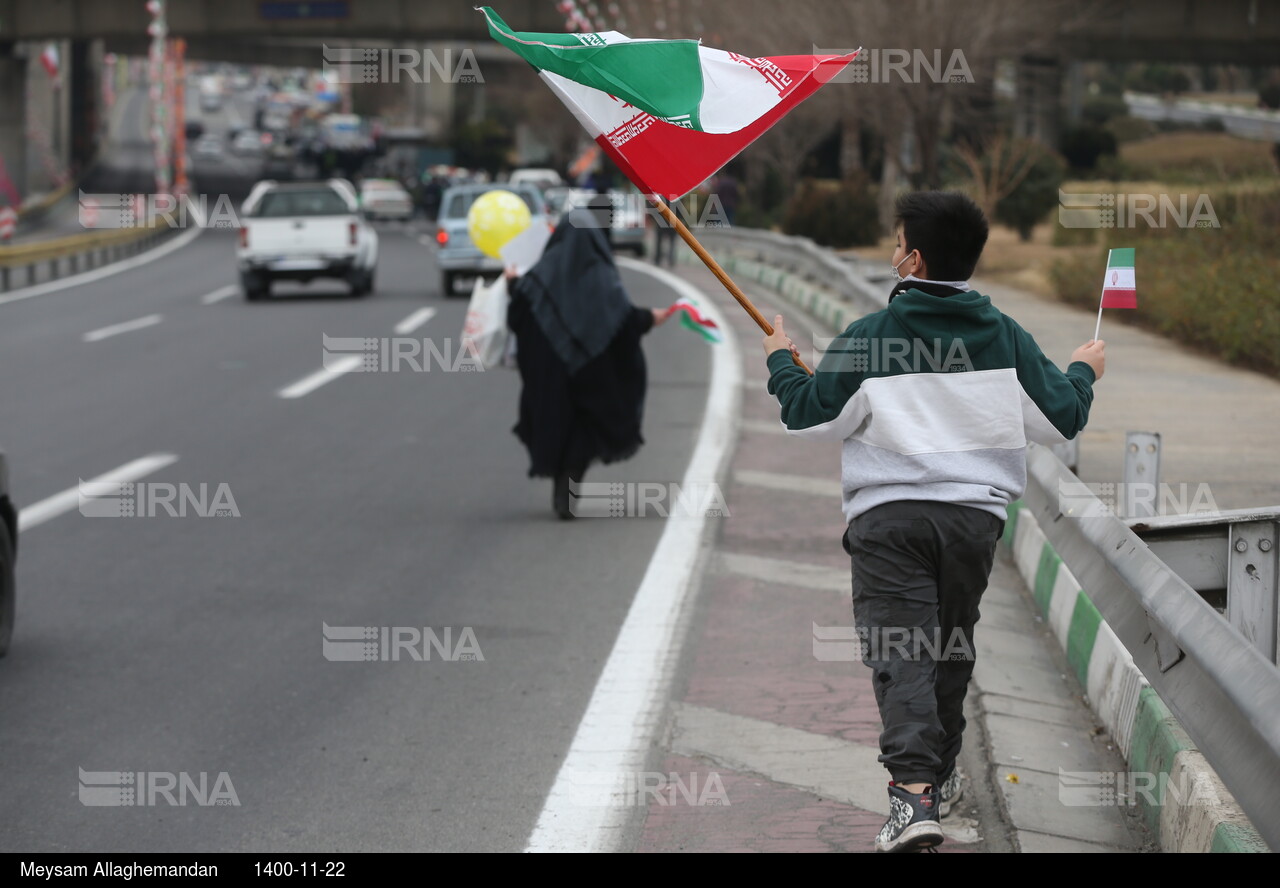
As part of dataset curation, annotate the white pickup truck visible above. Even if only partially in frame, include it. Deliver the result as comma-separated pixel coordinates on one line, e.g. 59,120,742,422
237,179,379,301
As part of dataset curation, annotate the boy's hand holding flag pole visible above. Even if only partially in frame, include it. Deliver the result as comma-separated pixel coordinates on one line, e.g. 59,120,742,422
481,6,861,376
1095,247,1137,341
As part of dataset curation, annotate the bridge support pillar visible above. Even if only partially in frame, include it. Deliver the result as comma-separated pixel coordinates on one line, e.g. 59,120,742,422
1014,54,1062,147
68,39,100,178
0,44,27,206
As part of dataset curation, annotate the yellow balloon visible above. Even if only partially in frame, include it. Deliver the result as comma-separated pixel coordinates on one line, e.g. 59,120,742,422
468,189,532,259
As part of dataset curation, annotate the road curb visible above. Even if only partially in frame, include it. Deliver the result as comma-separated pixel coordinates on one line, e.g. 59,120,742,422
1004,501,1266,853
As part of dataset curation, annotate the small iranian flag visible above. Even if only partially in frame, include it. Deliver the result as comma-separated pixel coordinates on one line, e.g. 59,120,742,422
1093,247,1136,341
481,7,856,198
1101,248,1136,308
670,298,723,344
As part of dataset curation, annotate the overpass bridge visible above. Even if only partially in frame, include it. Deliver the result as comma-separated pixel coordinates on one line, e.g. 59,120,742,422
0,0,1277,200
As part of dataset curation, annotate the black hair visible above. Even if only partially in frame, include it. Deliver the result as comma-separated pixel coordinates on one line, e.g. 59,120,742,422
894,191,989,281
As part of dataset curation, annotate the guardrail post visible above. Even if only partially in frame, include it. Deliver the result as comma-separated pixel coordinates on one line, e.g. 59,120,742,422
1123,431,1161,518
1228,519,1279,664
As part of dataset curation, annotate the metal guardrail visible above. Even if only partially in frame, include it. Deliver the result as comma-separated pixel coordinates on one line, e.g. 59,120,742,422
700,226,887,315
1129,507,1280,666
0,225,175,292
1025,443,1280,850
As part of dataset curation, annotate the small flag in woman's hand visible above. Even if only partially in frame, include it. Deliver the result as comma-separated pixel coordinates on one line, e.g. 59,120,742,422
669,298,723,344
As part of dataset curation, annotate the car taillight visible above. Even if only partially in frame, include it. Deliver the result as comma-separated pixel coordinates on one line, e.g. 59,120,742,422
349,222,357,246
436,229,448,245
238,227,248,248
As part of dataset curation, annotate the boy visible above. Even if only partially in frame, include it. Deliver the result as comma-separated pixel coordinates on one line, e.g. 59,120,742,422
763,192,1104,853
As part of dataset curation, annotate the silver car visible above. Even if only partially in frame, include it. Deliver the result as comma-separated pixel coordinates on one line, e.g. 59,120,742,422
434,183,550,297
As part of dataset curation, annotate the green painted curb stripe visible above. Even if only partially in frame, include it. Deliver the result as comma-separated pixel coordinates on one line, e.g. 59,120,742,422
1066,591,1102,688
1128,686,1195,833
1033,544,1061,615
1002,501,1023,547
1211,821,1269,853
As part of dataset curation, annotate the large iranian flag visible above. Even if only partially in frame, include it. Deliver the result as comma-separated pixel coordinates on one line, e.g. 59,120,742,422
481,7,857,198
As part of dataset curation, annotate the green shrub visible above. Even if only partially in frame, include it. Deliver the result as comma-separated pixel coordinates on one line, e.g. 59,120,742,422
1106,115,1157,144
1260,83,1280,110
994,143,1068,241
1061,125,1119,171
781,176,880,248
1049,189,1280,375
1083,95,1130,126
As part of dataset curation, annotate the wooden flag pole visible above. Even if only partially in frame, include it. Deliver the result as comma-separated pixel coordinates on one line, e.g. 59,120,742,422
650,196,813,375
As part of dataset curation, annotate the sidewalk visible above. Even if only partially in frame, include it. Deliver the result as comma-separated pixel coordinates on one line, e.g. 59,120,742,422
628,261,1157,853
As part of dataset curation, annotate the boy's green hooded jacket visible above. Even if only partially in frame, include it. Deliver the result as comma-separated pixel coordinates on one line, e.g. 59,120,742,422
767,286,1095,523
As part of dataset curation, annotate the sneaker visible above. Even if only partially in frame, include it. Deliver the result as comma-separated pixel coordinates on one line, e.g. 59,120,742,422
875,782,944,853
939,768,964,818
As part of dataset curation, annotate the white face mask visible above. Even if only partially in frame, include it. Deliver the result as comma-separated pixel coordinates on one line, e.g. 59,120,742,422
890,251,915,283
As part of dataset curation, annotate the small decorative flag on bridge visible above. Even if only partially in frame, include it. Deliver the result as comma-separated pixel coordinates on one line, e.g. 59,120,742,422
480,7,857,198
669,298,723,344
1101,248,1136,309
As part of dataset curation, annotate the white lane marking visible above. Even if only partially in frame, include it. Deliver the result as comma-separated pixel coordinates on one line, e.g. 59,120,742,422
200,284,238,305
82,314,163,342
394,307,437,335
523,257,742,853
18,453,179,532
0,225,204,307
277,355,362,399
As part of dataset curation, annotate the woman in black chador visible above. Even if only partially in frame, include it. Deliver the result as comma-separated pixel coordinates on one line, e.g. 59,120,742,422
505,200,671,519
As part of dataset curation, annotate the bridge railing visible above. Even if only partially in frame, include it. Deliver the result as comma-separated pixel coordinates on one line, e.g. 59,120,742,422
0,224,176,292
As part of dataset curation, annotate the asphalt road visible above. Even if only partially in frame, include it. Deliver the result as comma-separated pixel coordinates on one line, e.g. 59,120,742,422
0,221,711,852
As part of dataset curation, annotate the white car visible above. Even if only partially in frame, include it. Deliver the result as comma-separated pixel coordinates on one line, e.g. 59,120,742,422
509,168,564,191
231,131,267,156
193,134,224,158
360,179,414,221
236,179,379,300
